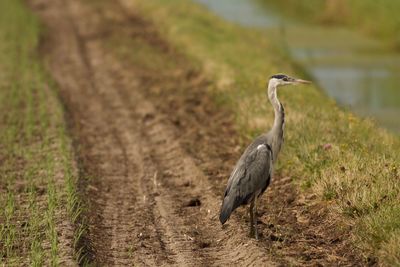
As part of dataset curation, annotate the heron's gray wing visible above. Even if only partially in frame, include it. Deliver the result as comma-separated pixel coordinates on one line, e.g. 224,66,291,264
223,160,246,197
238,144,272,201
220,144,272,224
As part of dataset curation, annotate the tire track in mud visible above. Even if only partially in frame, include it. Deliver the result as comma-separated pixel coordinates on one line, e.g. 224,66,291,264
32,0,276,265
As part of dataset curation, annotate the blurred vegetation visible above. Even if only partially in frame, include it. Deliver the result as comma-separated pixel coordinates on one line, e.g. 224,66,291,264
0,0,81,265
135,0,400,265
264,0,400,49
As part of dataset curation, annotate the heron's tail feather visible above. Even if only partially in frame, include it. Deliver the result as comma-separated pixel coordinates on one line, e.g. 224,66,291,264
219,195,235,224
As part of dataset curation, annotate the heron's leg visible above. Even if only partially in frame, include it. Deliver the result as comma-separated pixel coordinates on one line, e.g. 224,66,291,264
254,196,259,240
249,198,255,237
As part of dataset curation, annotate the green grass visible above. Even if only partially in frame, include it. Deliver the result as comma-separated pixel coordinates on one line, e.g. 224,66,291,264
0,0,81,265
132,0,400,265
263,0,400,49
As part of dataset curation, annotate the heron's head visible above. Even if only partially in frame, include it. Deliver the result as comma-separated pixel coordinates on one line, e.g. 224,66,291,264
268,74,311,88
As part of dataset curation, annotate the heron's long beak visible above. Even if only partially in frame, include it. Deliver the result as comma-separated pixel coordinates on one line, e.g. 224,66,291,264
294,78,312,84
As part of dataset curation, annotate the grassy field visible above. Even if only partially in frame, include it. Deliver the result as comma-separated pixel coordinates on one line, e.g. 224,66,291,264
264,0,400,49
0,0,81,265
133,0,400,264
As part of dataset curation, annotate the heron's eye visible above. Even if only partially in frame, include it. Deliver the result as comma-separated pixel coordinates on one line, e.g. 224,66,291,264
282,77,288,81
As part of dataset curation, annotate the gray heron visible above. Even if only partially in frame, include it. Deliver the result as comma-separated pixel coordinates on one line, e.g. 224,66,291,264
219,74,311,239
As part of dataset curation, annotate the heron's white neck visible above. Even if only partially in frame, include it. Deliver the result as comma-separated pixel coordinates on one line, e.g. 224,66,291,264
267,79,285,161
267,80,285,134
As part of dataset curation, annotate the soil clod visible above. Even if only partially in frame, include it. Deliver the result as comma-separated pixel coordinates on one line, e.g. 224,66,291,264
185,198,202,207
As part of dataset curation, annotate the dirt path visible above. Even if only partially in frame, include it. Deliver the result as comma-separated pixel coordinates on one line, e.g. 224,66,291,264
31,0,276,265
30,0,365,266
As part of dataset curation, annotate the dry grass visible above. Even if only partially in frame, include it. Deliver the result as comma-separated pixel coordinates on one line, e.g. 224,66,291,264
132,0,400,264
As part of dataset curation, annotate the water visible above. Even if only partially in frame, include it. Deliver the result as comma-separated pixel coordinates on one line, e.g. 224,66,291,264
194,0,400,133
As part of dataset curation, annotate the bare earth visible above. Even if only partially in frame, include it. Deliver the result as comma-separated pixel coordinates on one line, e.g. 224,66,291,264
30,0,365,266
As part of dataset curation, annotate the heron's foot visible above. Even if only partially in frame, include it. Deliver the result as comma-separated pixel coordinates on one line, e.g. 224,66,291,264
249,227,255,238
249,226,259,240
254,227,259,240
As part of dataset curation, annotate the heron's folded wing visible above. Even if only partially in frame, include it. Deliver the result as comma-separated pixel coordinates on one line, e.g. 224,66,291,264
223,160,246,197
225,145,272,201
219,145,272,223
238,145,272,199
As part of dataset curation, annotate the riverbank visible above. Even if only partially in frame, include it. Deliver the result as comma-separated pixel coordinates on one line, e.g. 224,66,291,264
264,0,400,50
134,0,400,264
